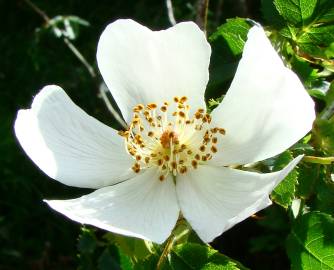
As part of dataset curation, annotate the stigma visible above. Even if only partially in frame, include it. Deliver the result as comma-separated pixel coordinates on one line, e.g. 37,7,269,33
118,96,226,181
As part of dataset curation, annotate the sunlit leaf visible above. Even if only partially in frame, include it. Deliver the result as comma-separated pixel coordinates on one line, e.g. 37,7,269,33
271,152,299,209
287,212,334,269
210,18,250,56
207,18,250,99
170,243,249,270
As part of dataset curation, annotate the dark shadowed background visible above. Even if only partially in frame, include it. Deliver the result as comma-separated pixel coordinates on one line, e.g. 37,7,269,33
0,0,304,269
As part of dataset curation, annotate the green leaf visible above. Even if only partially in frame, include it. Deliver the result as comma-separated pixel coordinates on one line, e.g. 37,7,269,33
210,18,250,56
313,118,334,155
97,245,133,270
77,227,97,254
98,246,122,270
207,18,250,100
105,233,153,261
298,25,334,46
274,0,318,26
170,243,249,270
271,152,299,208
286,212,334,269
315,177,334,215
323,82,334,110
133,255,160,270
296,163,319,198
273,0,334,60
274,0,334,26
290,55,317,83
325,42,334,58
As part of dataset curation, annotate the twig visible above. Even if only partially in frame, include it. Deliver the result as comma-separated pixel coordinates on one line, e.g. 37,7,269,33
24,0,50,21
98,84,127,129
195,0,210,33
165,0,177,26
63,38,96,78
23,0,126,127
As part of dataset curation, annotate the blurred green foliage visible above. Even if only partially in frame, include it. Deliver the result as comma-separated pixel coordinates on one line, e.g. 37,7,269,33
1,0,334,269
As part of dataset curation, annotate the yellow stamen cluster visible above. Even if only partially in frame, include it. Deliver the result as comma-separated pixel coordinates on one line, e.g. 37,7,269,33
118,96,226,181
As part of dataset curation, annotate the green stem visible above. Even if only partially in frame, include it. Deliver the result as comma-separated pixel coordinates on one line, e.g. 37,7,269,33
156,215,190,269
156,233,175,270
303,156,334,165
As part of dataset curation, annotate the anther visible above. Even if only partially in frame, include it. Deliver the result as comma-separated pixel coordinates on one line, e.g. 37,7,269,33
195,112,202,119
157,159,163,166
147,117,153,123
178,111,186,118
147,103,157,110
180,96,187,103
211,146,218,153
211,127,218,133
180,166,187,174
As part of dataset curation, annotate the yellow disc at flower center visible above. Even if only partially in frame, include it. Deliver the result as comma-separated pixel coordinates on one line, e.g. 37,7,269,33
118,96,226,181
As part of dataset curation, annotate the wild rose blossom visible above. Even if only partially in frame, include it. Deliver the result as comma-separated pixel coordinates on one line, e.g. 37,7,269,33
14,20,315,244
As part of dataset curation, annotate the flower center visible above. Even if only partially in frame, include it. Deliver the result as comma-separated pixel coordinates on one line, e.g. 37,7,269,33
118,96,226,181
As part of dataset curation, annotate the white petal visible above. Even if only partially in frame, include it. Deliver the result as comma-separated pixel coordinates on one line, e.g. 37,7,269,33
14,85,134,189
46,168,179,244
176,155,303,243
211,26,315,166
97,19,211,122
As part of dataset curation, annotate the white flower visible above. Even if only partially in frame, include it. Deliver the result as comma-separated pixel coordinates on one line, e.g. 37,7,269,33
14,19,315,244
